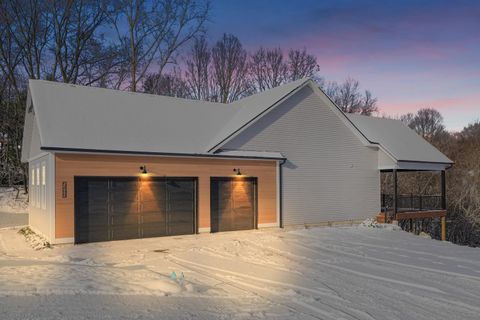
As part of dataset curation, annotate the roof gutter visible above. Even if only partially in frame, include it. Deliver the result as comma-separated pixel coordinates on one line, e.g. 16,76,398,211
40,146,286,161
397,159,454,165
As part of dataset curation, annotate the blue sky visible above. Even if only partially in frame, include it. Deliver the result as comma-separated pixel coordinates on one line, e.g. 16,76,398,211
206,0,480,130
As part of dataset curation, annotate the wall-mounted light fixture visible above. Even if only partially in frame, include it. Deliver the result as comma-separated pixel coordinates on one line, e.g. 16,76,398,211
140,165,148,175
233,168,242,176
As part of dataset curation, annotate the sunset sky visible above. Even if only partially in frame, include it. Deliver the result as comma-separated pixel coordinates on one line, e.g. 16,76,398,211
208,0,479,131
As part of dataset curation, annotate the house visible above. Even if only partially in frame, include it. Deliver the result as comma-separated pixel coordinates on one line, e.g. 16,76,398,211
21,78,453,244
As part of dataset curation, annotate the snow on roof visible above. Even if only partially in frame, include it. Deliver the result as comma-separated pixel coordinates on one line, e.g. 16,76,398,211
26,79,452,166
27,79,309,157
347,114,453,164
29,80,236,154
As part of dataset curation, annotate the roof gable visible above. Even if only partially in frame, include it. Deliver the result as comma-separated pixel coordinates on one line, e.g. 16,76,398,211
347,114,453,164
206,78,310,152
208,79,373,152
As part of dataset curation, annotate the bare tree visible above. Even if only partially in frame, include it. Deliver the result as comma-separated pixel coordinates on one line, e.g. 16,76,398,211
0,8,24,93
211,33,252,103
110,0,209,92
400,108,446,142
50,0,123,85
0,0,51,80
287,48,319,81
362,90,378,115
143,68,188,97
0,20,26,189
250,47,287,91
325,78,378,115
184,36,211,100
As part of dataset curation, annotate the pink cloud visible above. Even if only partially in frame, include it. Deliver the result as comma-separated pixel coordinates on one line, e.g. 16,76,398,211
382,93,480,114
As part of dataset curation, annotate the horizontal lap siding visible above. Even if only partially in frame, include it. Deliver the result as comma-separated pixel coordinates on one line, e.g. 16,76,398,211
224,86,379,225
55,154,277,238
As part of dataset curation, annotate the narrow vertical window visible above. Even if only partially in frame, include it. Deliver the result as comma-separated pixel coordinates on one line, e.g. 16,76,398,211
36,166,40,207
31,169,35,207
41,163,46,210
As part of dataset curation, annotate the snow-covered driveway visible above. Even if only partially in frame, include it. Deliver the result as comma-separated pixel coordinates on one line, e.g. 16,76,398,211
1,226,479,320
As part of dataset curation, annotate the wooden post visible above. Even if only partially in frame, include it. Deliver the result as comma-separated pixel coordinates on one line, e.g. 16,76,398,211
441,170,446,241
441,170,446,210
393,169,398,220
441,216,446,241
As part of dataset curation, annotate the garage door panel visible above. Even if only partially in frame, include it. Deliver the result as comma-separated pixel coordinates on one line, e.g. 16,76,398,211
142,220,167,238
141,201,165,213
142,213,165,224
111,226,140,240
110,202,139,215
110,189,138,201
167,180,195,235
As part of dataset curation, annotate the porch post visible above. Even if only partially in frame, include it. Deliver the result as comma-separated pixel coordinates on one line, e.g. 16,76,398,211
441,170,447,241
393,169,398,219
441,170,446,210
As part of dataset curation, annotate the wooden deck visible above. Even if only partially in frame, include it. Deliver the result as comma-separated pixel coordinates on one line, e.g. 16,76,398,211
376,210,447,240
395,210,446,220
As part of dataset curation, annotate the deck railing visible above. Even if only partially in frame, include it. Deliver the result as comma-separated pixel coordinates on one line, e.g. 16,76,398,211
381,194,443,213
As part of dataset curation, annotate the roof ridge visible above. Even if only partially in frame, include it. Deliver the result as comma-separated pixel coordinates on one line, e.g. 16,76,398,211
29,79,227,106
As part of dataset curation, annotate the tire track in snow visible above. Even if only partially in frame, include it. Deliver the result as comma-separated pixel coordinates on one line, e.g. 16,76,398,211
168,255,374,320
199,245,303,274
242,239,445,294
243,238,480,317
167,256,325,320
315,236,480,267
168,255,340,298
289,238,480,282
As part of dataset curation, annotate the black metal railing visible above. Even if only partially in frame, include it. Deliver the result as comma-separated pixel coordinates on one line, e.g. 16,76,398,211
381,194,443,212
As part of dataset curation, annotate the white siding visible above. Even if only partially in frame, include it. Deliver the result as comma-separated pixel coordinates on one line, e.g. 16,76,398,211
223,86,380,225
378,149,397,170
29,117,43,160
28,153,55,242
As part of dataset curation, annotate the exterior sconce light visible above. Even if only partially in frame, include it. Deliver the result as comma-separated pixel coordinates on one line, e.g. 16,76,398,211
140,165,148,175
233,168,242,176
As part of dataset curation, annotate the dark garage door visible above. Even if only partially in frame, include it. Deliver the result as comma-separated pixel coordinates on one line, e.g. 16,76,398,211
75,177,196,243
211,177,257,232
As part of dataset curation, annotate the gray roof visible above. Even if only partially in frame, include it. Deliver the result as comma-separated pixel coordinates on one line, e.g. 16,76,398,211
28,79,308,156
347,114,453,164
25,79,451,166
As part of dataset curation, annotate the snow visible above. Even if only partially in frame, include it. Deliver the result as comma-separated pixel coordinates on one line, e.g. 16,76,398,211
1,226,479,319
0,187,28,214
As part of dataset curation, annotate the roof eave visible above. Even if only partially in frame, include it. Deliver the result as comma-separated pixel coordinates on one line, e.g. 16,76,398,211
40,146,286,161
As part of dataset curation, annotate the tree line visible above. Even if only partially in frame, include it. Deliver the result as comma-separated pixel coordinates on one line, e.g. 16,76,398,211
143,34,377,113
0,0,377,190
